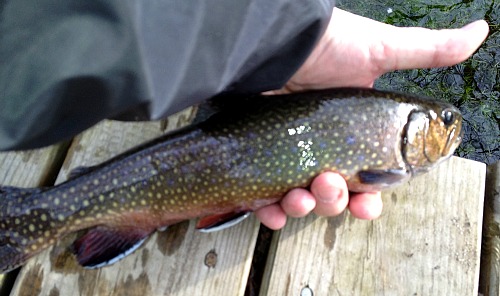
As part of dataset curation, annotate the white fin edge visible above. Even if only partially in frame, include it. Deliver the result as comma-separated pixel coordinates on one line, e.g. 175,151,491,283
83,237,148,269
198,212,251,233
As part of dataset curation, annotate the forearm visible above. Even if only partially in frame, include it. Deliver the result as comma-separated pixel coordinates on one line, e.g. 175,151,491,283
0,0,335,150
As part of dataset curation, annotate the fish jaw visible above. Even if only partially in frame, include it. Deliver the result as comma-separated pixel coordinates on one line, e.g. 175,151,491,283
402,103,462,175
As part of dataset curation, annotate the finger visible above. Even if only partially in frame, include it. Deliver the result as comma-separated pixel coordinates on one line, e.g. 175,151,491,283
255,203,287,230
348,192,383,220
377,20,489,72
310,172,349,216
280,188,316,218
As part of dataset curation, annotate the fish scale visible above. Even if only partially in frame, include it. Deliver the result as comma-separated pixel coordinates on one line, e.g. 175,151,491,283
0,88,462,272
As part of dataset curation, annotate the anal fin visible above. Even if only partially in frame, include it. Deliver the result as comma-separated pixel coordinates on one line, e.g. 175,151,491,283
71,226,152,269
197,212,251,233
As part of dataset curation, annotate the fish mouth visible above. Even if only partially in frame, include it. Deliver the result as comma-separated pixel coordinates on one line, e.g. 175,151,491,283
411,122,462,178
441,125,462,158
412,125,461,176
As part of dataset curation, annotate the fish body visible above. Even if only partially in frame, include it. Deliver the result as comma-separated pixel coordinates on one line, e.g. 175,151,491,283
0,88,462,272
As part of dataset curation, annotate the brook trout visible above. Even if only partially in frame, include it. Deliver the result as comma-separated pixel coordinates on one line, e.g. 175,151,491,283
0,88,462,272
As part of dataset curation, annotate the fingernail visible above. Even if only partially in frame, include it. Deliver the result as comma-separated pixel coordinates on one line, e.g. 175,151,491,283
317,187,342,204
462,20,485,31
462,22,477,31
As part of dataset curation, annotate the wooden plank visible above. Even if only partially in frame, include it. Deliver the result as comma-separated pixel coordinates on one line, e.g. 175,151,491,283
10,108,261,296
261,157,486,295
0,145,68,187
0,144,69,294
479,161,500,296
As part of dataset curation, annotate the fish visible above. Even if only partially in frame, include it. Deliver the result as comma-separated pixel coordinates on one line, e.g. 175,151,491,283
0,88,462,272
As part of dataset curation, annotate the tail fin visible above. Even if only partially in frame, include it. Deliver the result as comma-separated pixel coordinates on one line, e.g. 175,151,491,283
0,185,43,273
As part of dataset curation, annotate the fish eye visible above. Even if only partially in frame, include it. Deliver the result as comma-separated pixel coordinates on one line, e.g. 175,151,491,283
441,109,455,126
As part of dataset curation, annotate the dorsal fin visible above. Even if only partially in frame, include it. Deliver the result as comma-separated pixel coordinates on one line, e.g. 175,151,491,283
67,165,95,180
71,226,152,269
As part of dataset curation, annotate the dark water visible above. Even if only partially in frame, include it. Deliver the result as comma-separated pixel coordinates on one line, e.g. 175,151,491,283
337,0,500,165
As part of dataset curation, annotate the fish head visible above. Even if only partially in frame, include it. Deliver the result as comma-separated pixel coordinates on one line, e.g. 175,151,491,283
402,102,462,175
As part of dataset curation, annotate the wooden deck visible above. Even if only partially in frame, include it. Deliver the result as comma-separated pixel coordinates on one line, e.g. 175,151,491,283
0,107,497,296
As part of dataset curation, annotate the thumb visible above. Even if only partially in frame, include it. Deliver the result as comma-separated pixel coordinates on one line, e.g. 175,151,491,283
378,20,489,72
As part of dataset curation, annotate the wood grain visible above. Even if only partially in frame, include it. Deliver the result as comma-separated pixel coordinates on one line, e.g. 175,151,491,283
0,144,68,187
261,157,486,296
10,108,261,296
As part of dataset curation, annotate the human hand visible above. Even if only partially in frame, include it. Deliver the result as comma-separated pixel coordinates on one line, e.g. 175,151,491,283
257,8,489,230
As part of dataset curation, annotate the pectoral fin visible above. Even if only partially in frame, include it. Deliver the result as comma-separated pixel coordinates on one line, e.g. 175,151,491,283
71,226,151,269
197,212,251,233
357,169,409,186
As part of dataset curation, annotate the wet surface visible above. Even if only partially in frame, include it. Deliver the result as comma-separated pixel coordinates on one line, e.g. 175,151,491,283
338,0,500,164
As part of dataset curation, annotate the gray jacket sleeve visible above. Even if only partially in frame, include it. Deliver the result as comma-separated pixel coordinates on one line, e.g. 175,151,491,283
0,0,334,150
